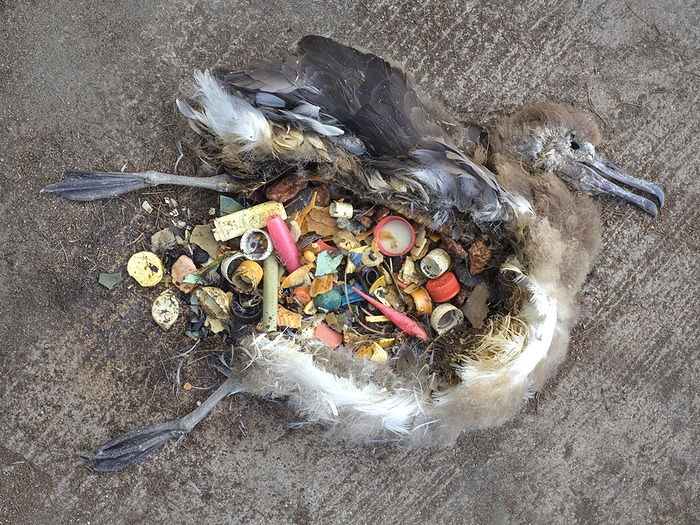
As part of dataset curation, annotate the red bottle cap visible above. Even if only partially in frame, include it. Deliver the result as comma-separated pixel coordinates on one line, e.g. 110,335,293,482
373,216,415,257
425,271,460,303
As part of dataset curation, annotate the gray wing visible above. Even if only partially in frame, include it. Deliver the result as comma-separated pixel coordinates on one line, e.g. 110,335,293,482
214,35,446,158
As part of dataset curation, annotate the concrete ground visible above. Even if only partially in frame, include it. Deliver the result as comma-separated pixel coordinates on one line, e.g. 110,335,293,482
1,0,698,523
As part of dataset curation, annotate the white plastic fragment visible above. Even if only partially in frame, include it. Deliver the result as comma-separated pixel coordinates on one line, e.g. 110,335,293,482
151,290,180,330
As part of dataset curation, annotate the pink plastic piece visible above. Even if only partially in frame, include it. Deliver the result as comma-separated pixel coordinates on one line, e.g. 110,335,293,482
351,286,429,341
314,323,344,348
266,214,302,272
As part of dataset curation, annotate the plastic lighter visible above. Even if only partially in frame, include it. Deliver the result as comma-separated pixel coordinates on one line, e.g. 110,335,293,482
266,214,302,272
350,286,429,341
212,201,287,242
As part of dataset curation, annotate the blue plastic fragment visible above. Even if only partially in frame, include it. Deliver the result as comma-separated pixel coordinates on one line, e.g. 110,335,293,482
339,283,365,306
348,250,363,265
313,289,342,312
315,250,343,276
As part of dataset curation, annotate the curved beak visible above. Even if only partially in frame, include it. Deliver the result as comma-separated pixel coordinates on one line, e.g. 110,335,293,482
558,153,665,216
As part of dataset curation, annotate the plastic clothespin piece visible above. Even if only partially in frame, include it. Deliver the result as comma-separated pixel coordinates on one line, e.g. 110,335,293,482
351,286,429,341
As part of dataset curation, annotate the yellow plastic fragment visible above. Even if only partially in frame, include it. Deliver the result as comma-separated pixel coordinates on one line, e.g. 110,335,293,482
281,264,314,288
365,315,390,323
127,251,164,287
212,201,287,241
195,287,232,319
277,305,302,328
355,342,389,363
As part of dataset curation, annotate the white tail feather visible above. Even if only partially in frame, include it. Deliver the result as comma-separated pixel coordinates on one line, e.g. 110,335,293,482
176,69,272,153
239,333,428,435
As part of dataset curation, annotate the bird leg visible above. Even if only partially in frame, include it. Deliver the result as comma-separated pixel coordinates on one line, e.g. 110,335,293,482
82,373,244,472
41,170,258,201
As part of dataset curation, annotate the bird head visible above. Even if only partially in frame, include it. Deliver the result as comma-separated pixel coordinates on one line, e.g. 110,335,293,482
492,102,664,216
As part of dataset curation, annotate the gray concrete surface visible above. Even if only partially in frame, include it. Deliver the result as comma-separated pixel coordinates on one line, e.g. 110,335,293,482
1,0,698,523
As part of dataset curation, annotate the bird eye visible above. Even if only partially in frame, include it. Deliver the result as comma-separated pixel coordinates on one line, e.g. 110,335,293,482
570,140,580,150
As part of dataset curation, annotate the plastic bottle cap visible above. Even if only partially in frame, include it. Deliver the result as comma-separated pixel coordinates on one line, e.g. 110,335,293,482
373,216,415,257
420,248,451,279
430,303,464,334
240,229,273,260
425,271,460,303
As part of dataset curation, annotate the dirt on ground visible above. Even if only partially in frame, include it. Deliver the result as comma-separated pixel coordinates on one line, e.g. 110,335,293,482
1,1,698,524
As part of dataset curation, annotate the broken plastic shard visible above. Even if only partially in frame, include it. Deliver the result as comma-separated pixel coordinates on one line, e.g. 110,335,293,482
281,264,314,289
171,255,197,293
277,305,302,328
314,250,343,276
462,281,489,328
98,272,123,290
151,290,179,330
190,224,219,259
355,342,389,363
219,195,244,215
150,228,177,254
194,287,232,319
204,317,227,333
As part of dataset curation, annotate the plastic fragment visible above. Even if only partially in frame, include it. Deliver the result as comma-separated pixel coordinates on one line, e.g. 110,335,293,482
314,323,343,348
212,201,286,241
195,287,232,319
277,305,302,328
190,224,219,259
151,290,179,330
355,342,389,363
339,283,364,306
219,195,243,215
314,250,343,276
151,228,177,254
98,272,123,290
127,251,164,287
281,264,314,289
171,255,197,293
309,274,335,296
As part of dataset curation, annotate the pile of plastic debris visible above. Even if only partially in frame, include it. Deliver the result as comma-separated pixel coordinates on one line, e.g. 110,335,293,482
114,175,516,382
